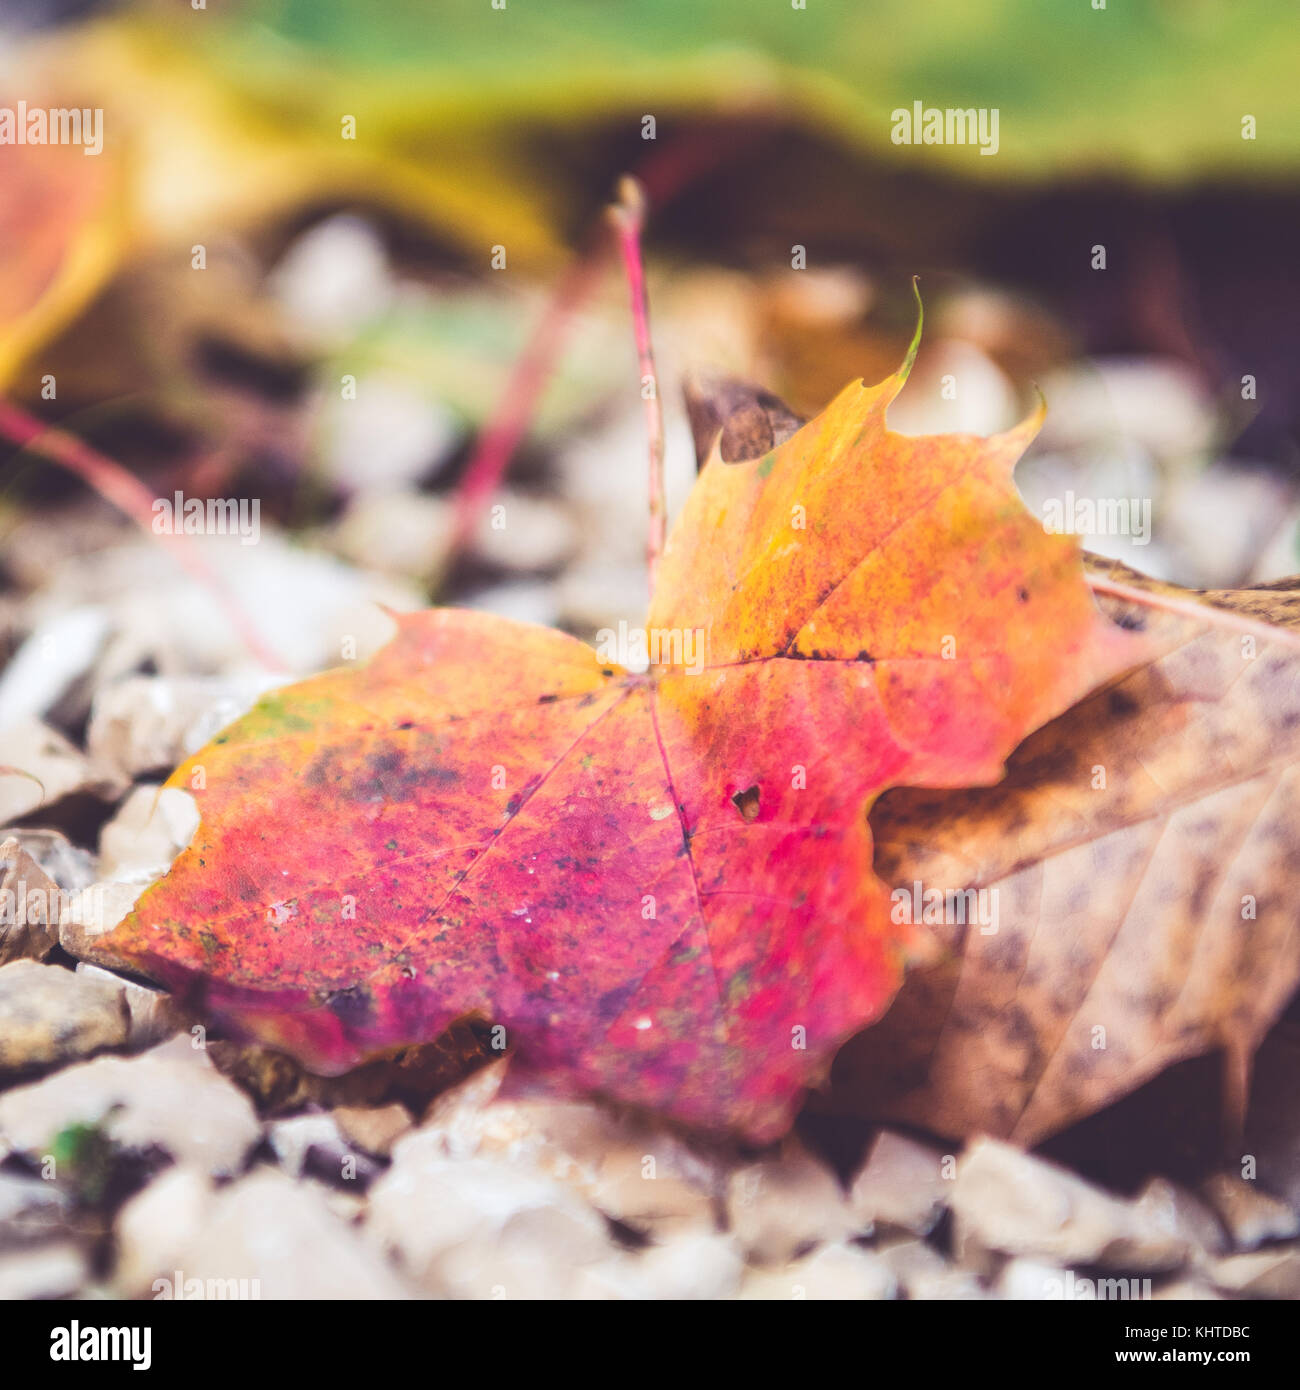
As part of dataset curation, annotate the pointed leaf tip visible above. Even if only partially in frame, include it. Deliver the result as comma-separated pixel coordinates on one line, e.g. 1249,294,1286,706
898,276,924,385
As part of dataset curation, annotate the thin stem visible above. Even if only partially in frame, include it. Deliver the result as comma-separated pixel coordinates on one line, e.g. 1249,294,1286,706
439,127,754,589
1086,571,1300,653
446,243,612,568
608,176,666,593
0,400,287,672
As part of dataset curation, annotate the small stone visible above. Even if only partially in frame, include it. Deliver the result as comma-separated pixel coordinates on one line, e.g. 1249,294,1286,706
556,562,650,637
737,1242,897,1300
462,581,561,632
0,606,109,730
268,213,394,338
1037,358,1213,460
1199,1174,1300,1251
876,1238,986,1300
951,1139,1189,1272
0,1241,89,1299
886,340,1018,438
0,838,60,965
321,374,460,494
997,1260,1163,1301
1135,1178,1227,1258
0,718,122,823
58,880,145,971
1002,1265,1158,1301
1161,464,1296,590
87,674,279,781
368,1132,615,1298
0,1036,260,1177
333,491,452,581
1210,1247,1300,1299
726,1138,855,1265
634,1232,744,1300
74,962,183,1049
0,1168,77,1246
268,1112,378,1187
176,1168,412,1299
2,829,97,895
332,1103,412,1158
268,1114,344,1179
419,1064,721,1238
113,1165,214,1295
994,1258,1071,1300
1153,1278,1224,1300
471,491,577,573
97,785,199,883
0,959,129,1075
848,1130,950,1236
309,1178,367,1225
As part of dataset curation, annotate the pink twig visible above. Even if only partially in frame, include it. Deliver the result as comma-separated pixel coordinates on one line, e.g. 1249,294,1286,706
0,400,287,672
447,245,613,566
442,128,757,584
1086,571,1300,653
608,177,666,592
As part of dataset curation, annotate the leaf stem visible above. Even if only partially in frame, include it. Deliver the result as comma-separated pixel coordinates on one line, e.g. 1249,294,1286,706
608,176,666,594
446,242,612,570
0,400,287,672
1086,571,1300,653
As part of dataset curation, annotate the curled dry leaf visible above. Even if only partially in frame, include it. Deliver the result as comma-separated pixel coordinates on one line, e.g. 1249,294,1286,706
100,343,1143,1141
831,561,1300,1145
682,370,805,468
0,839,60,966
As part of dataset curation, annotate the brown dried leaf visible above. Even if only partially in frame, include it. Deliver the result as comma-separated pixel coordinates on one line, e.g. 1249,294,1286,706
0,839,59,966
681,370,805,467
830,562,1300,1145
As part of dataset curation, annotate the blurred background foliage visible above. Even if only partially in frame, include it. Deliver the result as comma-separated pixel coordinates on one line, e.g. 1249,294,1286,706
1,0,1298,607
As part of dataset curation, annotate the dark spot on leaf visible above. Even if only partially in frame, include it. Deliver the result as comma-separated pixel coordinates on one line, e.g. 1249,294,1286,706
326,985,373,1027
1113,607,1147,632
1108,688,1140,718
537,694,560,705
731,785,761,823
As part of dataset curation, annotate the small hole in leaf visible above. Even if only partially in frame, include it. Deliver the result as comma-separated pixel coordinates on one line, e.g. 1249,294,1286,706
731,785,761,823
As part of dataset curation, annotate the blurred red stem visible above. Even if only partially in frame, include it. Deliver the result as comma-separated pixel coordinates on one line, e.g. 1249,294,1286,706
609,178,666,592
443,126,754,584
448,245,611,561
0,400,287,673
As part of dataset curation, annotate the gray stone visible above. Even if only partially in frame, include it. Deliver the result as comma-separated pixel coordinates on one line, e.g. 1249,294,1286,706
0,1036,260,1177
848,1131,950,1236
737,1243,897,1301
0,959,128,1075
952,1138,1189,1272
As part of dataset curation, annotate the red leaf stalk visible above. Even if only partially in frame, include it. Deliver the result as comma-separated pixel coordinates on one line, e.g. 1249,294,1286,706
608,176,667,593
0,400,287,672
